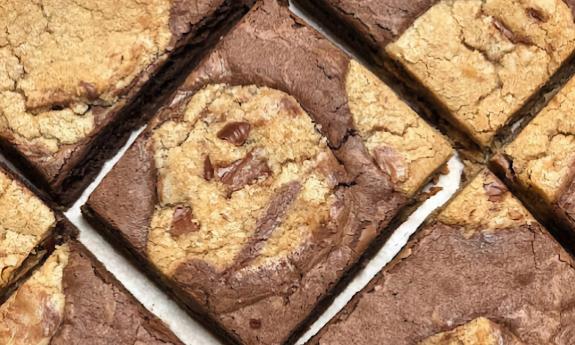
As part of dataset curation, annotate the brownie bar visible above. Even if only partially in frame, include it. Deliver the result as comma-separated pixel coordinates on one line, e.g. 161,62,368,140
0,240,183,345
420,318,525,345
0,165,74,303
82,1,453,344
0,0,255,208
295,0,575,149
491,75,575,245
309,170,575,344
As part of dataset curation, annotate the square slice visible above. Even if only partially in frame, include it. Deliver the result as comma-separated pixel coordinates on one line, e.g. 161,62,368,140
492,75,575,242
0,0,255,207
83,1,453,344
0,165,74,301
295,0,575,148
0,240,183,345
309,170,575,345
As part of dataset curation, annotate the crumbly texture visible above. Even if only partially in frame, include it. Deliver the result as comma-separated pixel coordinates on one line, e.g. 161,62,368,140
0,0,172,156
420,318,525,345
0,169,55,288
502,76,575,204
386,0,575,147
346,60,451,195
311,170,575,345
0,242,183,345
148,84,337,274
84,2,453,344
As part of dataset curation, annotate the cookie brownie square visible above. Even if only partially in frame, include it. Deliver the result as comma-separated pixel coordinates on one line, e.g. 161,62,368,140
295,0,575,148
492,75,575,243
0,0,254,207
0,165,74,302
309,170,575,345
0,240,184,345
82,1,452,344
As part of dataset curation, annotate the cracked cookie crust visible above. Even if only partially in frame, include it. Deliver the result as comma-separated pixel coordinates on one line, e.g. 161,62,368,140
0,0,255,207
83,1,452,345
0,241,183,345
492,75,575,243
309,170,575,345
386,0,575,147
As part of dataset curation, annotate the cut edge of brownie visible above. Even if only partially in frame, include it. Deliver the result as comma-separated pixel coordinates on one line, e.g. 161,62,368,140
65,239,185,345
0,162,78,304
305,166,482,344
306,168,565,344
81,202,239,344
490,153,575,256
0,237,185,344
0,0,255,209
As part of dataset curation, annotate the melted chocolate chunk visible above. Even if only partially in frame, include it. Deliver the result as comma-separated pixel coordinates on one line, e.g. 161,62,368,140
526,7,548,22
217,122,252,146
373,146,408,184
79,81,98,101
216,150,271,193
483,181,507,202
249,318,262,329
170,206,199,237
492,19,532,45
204,156,215,181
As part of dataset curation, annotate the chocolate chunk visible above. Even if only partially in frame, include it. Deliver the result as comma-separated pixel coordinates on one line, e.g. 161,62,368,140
483,181,508,202
249,318,262,329
526,7,548,22
373,146,408,184
79,81,99,101
217,122,252,146
204,156,215,181
492,19,532,45
170,206,199,237
235,181,302,266
216,150,272,193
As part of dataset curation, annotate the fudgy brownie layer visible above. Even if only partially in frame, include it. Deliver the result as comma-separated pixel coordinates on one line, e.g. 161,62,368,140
310,170,575,345
0,241,183,345
0,0,255,207
83,1,452,344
